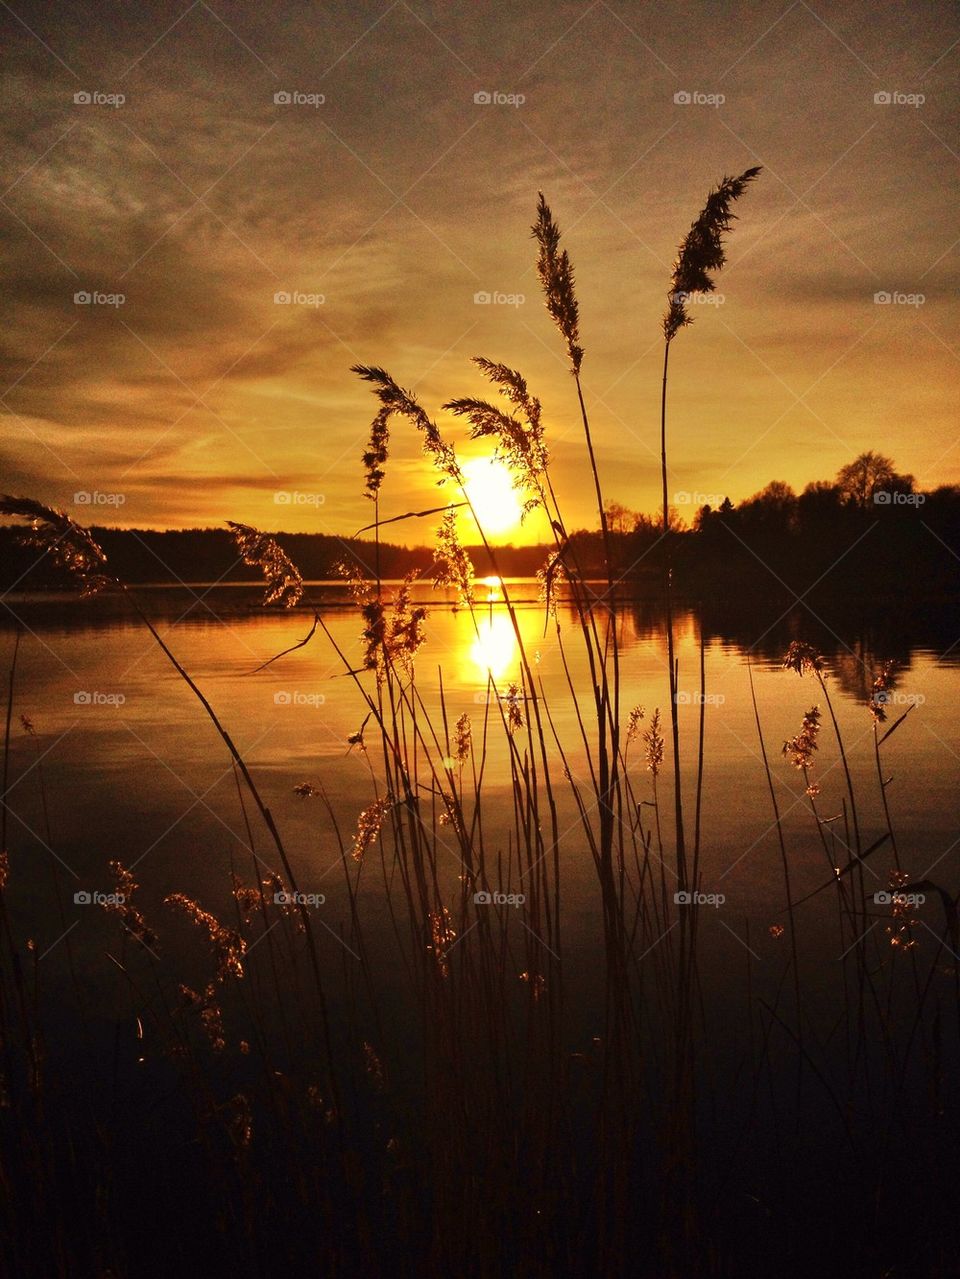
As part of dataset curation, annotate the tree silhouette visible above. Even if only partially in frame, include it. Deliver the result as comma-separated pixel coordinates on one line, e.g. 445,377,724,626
836,451,913,508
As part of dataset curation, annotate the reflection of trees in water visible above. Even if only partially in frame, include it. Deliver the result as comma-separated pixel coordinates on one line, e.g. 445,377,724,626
829,643,889,704
613,596,953,689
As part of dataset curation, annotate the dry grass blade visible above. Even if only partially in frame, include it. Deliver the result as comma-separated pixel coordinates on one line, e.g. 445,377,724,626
790,833,891,909
250,613,320,674
352,501,467,537
878,704,915,745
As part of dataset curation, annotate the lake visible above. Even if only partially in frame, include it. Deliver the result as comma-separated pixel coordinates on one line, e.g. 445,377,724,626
2,579,957,1010
2,577,959,1275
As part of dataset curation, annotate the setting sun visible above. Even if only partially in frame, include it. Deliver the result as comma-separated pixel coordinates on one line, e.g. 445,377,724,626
461,457,523,537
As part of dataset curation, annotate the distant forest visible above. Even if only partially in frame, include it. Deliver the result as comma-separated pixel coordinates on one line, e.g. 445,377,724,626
2,454,959,601
0,525,549,591
611,451,960,601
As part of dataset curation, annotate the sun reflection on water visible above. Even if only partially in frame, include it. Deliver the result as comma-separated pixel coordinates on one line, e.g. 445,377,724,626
469,613,517,680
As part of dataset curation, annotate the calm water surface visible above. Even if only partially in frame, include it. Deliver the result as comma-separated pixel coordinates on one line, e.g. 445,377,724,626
2,580,958,1023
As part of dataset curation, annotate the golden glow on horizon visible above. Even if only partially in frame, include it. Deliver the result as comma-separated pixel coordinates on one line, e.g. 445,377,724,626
462,458,523,537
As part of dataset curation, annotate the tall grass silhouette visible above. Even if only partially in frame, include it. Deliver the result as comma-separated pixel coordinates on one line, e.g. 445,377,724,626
0,177,957,1278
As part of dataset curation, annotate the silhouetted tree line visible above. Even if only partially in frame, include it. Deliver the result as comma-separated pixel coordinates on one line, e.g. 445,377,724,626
603,453,960,600
2,455,957,601
0,525,552,592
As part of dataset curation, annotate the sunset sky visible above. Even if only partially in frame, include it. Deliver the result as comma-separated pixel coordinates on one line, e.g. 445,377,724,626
2,0,957,542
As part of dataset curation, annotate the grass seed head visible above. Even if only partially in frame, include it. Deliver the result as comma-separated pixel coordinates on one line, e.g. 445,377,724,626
533,194,584,375
782,640,824,678
663,167,762,341
227,521,303,608
1,495,112,596
782,705,821,771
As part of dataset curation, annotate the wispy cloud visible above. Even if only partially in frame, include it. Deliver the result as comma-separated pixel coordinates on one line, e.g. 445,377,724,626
1,0,957,534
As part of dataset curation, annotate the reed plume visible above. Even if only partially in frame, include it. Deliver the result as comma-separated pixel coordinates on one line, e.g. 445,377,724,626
386,577,428,673
0,495,111,595
782,640,824,678
643,709,664,776
363,408,390,499
782,705,822,772
432,508,474,605
532,195,620,925
179,982,227,1052
351,365,459,482
472,358,543,429
351,797,391,863
502,681,525,735
103,860,158,950
533,193,583,374
428,907,456,977
868,660,897,723
536,547,568,617
165,892,247,980
352,365,474,609
659,169,761,892
626,704,646,744
453,713,472,762
663,166,762,341
444,359,547,518
227,521,303,607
